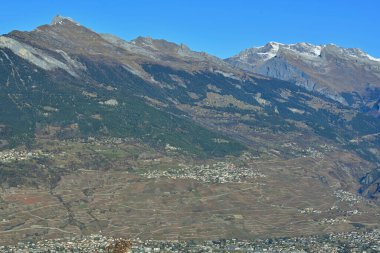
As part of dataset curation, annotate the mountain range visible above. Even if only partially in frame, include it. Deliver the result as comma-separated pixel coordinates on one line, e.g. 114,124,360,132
1,16,380,244
226,41,380,112
2,16,380,159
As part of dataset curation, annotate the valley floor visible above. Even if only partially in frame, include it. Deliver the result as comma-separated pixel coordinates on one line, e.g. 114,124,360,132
0,138,379,246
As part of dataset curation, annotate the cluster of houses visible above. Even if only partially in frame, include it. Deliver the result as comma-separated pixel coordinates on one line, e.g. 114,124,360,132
3,230,380,252
142,161,267,183
0,149,43,163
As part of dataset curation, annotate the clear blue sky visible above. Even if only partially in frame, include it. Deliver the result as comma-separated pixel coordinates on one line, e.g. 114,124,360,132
1,0,379,58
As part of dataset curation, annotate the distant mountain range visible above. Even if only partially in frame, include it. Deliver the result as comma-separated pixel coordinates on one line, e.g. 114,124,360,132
226,42,380,113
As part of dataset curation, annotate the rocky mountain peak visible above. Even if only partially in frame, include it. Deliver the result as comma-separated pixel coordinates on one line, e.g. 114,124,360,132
226,41,380,107
265,41,282,49
51,15,80,26
132,36,154,45
252,42,322,59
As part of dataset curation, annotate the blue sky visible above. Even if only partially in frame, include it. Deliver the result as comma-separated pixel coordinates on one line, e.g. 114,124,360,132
1,0,379,58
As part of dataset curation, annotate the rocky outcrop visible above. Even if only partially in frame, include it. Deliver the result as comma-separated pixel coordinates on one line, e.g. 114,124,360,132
51,15,80,26
0,36,84,76
359,168,380,199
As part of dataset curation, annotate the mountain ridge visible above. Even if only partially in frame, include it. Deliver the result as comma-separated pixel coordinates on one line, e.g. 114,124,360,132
226,42,380,110
2,16,380,161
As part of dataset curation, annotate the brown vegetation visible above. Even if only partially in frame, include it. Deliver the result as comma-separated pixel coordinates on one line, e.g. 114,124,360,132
106,239,132,253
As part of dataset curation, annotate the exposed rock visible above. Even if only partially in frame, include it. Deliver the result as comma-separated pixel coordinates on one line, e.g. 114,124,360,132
0,36,80,76
226,42,380,109
359,168,380,199
51,15,80,26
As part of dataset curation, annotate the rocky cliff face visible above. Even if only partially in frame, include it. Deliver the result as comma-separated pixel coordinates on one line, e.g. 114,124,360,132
226,42,380,109
359,168,380,199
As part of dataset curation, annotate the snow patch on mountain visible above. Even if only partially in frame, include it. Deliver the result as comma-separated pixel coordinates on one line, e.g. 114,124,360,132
234,42,323,66
343,48,380,63
226,41,380,107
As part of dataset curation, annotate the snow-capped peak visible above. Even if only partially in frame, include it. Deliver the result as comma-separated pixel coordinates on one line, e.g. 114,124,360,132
263,41,283,48
367,54,380,62
344,48,380,62
229,41,380,66
289,43,322,57
234,42,323,63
